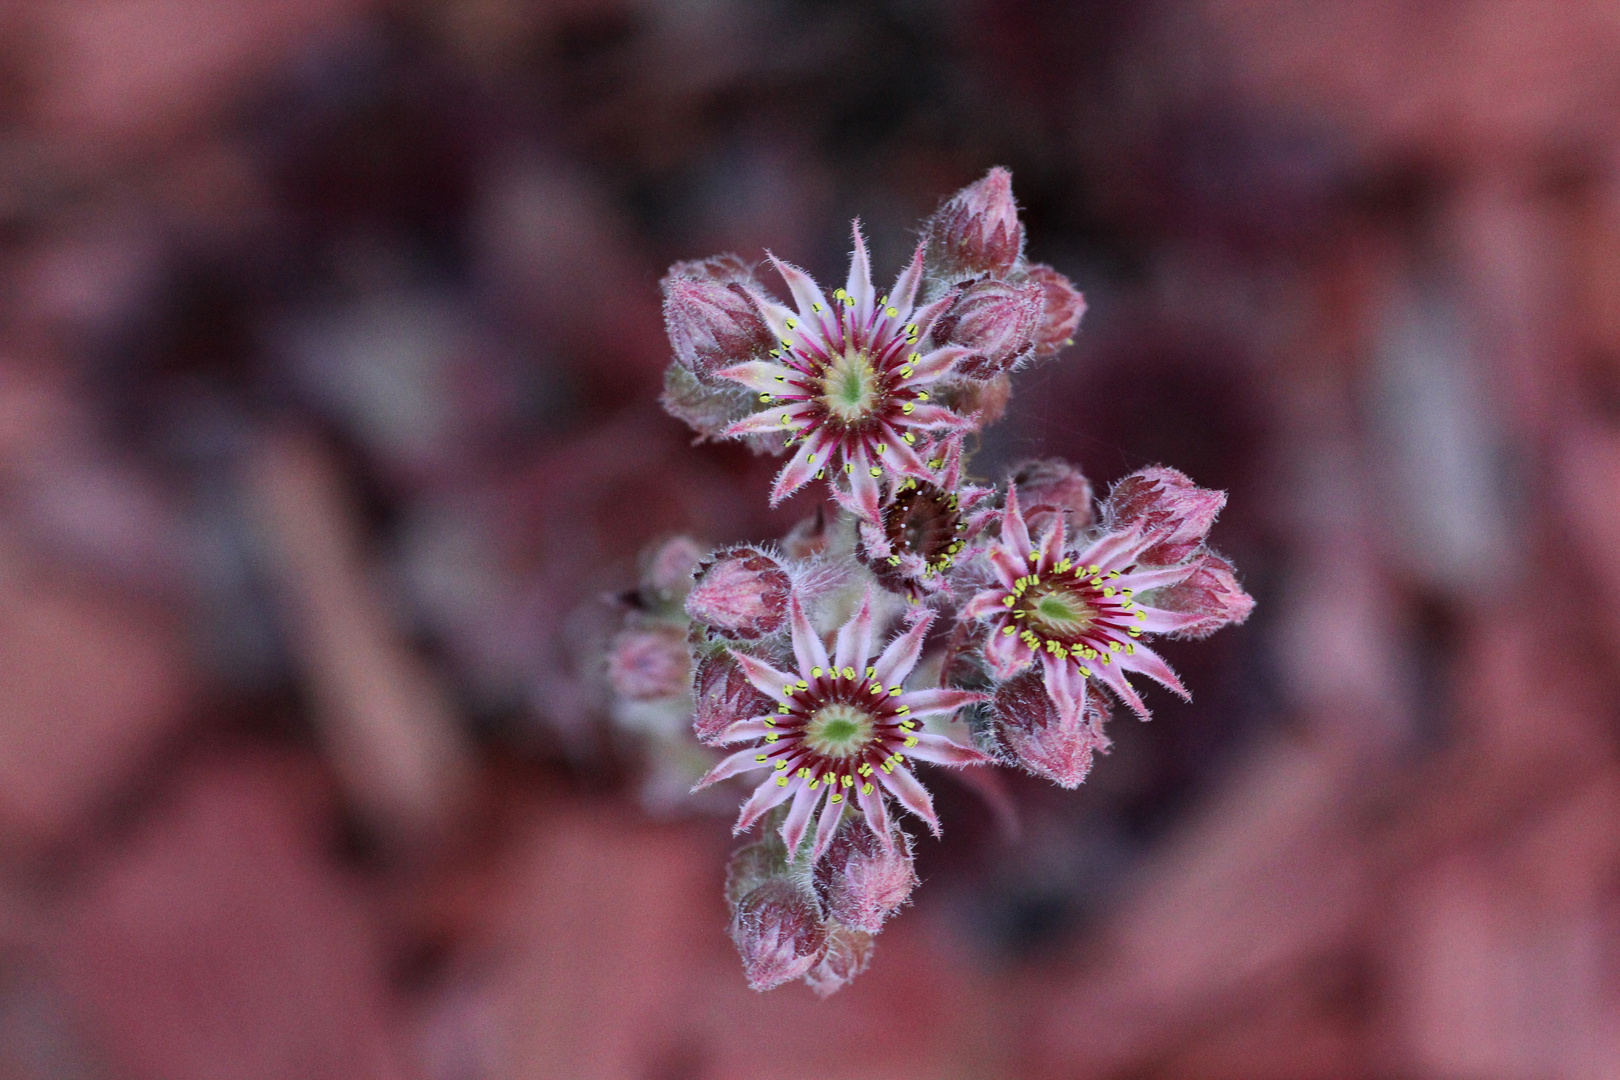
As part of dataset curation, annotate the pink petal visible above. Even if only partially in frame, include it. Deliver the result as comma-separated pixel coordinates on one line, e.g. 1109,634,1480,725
1041,652,1087,725
845,221,874,323
984,624,1034,679
897,687,988,718
780,780,822,854
888,242,925,321
721,404,807,439
712,718,774,745
833,589,875,674
1134,606,1212,635
728,650,798,703
872,611,935,687
1077,527,1154,573
736,774,797,832
857,780,891,844
845,444,883,523
812,795,846,862
1001,487,1033,562
1117,641,1189,699
790,594,830,675
878,764,940,837
1090,656,1150,720
696,746,771,790
906,733,990,767
717,360,796,393
962,590,1011,620
1036,516,1066,571
1118,564,1198,592
904,345,971,385
771,428,835,504
987,546,1025,590
876,425,932,478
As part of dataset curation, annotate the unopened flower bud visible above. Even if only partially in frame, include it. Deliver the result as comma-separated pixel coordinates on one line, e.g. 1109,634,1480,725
816,821,917,934
924,167,1025,279
661,257,775,379
1102,467,1227,566
1148,551,1254,639
1024,264,1086,357
729,879,827,992
803,922,875,998
1010,458,1094,533
607,625,690,702
991,671,1110,789
692,650,774,744
685,546,792,639
943,279,1043,380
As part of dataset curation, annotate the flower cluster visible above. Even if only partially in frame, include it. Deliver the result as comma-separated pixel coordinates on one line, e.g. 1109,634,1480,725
643,169,1253,993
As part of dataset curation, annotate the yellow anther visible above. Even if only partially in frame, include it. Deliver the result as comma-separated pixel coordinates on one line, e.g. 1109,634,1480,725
782,339,793,348
1109,570,1121,579
777,775,790,786
906,324,918,334
886,306,899,317
878,295,888,305
765,734,779,743
1099,654,1111,665
866,666,876,677
859,763,873,775
816,469,825,479
881,761,893,773
798,767,810,777
870,682,883,694
902,403,914,414
1002,625,1016,635
812,302,824,312
811,667,823,678
1079,666,1092,677
888,556,900,566
842,775,853,787
831,792,844,803
1122,588,1133,597
902,432,916,444
796,680,808,689
916,391,929,401
1126,642,1136,654
904,737,918,747
760,393,772,402
1136,610,1147,621
844,463,854,474
841,666,855,680
755,754,768,762
894,706,910,715
861,783,874,795
893,753,905,763
1102,587,1115,597
1110,641,1121,651
764,719,776,727
1057,558,1072,572
785,317,797,329
876,443,886,453
1003,596,1015,606
909,352,921,363
888,686,902,696
1088,565,1100,575
775,760,789,770
900,365,913,377
809,778,819,789
834,288,848,299
807,453,817,463
1129,628,1141,638
1030,550,1041,560
869,467,881,477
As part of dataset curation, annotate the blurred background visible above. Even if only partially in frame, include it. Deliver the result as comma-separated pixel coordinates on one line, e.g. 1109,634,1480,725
0,0,1617,1076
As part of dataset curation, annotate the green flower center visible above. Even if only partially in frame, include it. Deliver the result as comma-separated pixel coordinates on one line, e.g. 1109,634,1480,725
803,702,877,759
821,348,880,422
1021,585,1095,637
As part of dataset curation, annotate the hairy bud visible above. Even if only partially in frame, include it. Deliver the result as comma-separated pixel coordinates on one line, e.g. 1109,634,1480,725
686,546,792,639
661,258,776,380
1102,467,1227,566
729,879,828,992
816,820,917,934
991,671,1110,789
1025,264,1086,357
1010,458,1095,534
804,923,875,998
607,625,689,702
942,278,1043,380
692,650,774,744
1149,551,1254,639
924,168,1024,280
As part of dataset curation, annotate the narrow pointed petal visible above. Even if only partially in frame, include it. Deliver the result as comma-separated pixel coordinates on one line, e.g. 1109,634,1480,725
888,242,925,320
1118,564,1198,592
1134,606,1213,635
1118,641,1190,699
1078,528,1154,573
984,624,1035,678
748,288,801,344
811,795,845,861
896,687,989,718
876,425,932,478
1036,517,1066,569
906,733,990,767
858,780,891,843
833,590,875,674
846,222,874,322
878,765,940,837
769,255,833,330
901,403,975,430
845,445,883,523
987,547,1025,589
1091,657,1150,720
904,346,971,385
872,611,935,687
728,650,798,704
910,290,960,341
790,594,831,675
781,781,823,854
736,775,797,832
721,404,807,439
711,718,775,745
717,360,796,393
1001,487,1032,564
696,747,771,790
962,591,1011,619
771,428,834,504
1041,652,1086,724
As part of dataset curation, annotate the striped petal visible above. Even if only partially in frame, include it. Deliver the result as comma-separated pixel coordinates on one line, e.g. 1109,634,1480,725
695,746,770,790
728,650,797,704
906,733,990,767
781,780,823,854
789,594,830,675
878,764,940,837
896,687,988,718
833,589,875,674
736,774,796,832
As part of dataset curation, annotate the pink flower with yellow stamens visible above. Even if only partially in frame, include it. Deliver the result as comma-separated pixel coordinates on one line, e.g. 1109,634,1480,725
963,486,1219,723
695,591,988,861
714,224,978,522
